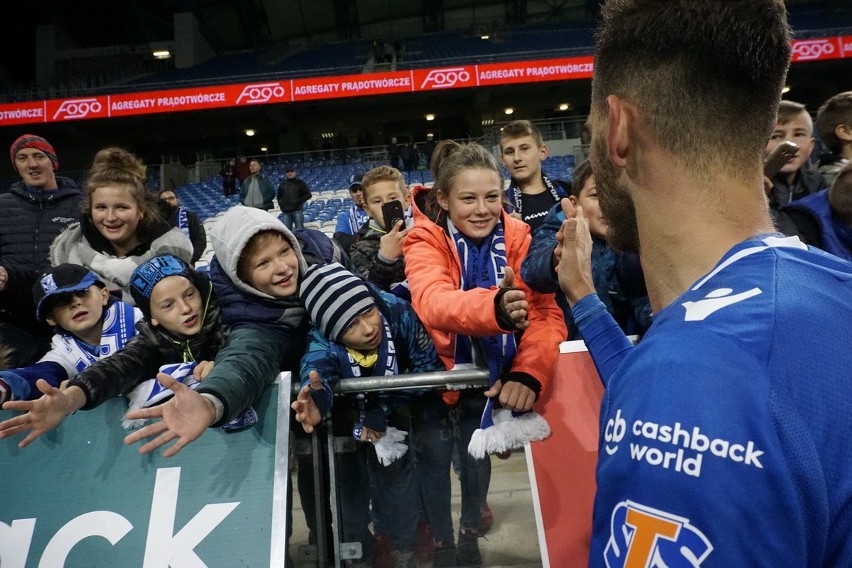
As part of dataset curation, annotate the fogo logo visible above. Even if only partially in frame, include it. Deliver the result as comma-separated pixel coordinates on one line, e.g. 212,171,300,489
604,501,713,568
604,409,626,455
420,68,471,89
792,39,835,61
236,82,287,104
53,98,102,120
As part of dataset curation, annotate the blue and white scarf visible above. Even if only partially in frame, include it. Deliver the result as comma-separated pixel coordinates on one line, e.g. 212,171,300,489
346,205,370,234
176,207,190,240
54,300,138,375
447,218,516,381
447,218,552,458
347,314,409,465
507,173,565,217
123,361,258,432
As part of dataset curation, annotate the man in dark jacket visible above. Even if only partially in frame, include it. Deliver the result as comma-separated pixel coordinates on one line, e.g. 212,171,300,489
158,188,208,265
0,134,83,366
239,159,276,211
276,167,313,231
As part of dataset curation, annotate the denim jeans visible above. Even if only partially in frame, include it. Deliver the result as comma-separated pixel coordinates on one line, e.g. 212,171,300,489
366,413,419,553
410,394,455,544
280,209,305,231
451,390,490,531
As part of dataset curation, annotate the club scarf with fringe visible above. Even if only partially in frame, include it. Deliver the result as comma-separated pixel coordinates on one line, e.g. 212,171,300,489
349,314,409,466
447,218,551,458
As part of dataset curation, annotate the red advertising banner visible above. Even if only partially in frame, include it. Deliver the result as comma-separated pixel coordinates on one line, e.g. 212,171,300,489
109,82,288,117
477,56,595,87
841,35,852,59
0,101,46,126
0,39,846,128
292,70,413,101
527,341,603,567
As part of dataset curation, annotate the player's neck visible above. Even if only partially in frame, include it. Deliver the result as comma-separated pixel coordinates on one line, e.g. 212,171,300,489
636,169,775,313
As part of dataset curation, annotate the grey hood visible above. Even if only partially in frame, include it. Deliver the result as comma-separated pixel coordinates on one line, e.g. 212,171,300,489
209,205,308,299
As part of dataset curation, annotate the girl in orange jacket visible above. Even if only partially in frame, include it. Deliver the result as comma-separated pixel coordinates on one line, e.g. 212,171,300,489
403,140,566,457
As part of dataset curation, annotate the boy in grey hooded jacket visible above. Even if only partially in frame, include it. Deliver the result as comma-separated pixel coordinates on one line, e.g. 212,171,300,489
124,205,324,456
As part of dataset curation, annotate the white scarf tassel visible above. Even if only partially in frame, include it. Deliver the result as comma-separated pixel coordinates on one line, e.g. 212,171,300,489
467,411,551,459
373,426,409,466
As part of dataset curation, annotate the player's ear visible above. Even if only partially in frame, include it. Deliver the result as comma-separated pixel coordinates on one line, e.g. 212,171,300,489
606,95,631,169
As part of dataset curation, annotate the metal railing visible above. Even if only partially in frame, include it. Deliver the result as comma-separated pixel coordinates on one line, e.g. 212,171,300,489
286,367,489,396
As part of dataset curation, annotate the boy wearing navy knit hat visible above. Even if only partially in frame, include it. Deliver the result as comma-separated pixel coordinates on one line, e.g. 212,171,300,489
294,262,455,568
0,264,141,445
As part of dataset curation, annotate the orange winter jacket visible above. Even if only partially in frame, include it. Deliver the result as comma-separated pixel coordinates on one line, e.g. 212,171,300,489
402,186,566,404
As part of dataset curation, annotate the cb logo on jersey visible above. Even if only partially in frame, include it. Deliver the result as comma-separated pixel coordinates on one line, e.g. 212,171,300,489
603,409,626,455
604,501,712,567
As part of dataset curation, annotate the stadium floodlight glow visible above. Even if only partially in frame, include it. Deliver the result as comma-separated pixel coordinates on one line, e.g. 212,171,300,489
152,50,171,59
425,113,435,121
245,129,256,137
481,35,490,40
558,103,570,111
504,107,514,115
260,146,268,152
782,85,791,94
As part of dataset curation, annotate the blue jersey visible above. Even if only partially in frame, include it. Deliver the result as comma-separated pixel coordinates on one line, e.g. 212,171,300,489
589,235,852,567
334,205,369,236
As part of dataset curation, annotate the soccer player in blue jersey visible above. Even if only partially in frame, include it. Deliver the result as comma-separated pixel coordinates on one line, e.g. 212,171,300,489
554,1,852,566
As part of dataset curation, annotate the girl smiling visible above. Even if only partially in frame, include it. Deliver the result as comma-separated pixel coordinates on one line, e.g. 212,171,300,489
49,147,192,305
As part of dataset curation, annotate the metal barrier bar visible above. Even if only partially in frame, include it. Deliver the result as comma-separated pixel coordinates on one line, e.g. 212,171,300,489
285,367,490,396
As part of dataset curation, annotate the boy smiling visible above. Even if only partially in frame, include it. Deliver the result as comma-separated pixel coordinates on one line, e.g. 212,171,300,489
0,264,140,442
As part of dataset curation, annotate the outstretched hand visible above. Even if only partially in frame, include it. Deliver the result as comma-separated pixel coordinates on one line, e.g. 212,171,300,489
555,201,596,306
0,380,84,448
498,266,529,329
123,372,216,458
290,371,324,433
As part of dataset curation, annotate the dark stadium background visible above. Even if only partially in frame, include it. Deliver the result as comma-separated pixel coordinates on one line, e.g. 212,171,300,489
0,0,849,173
